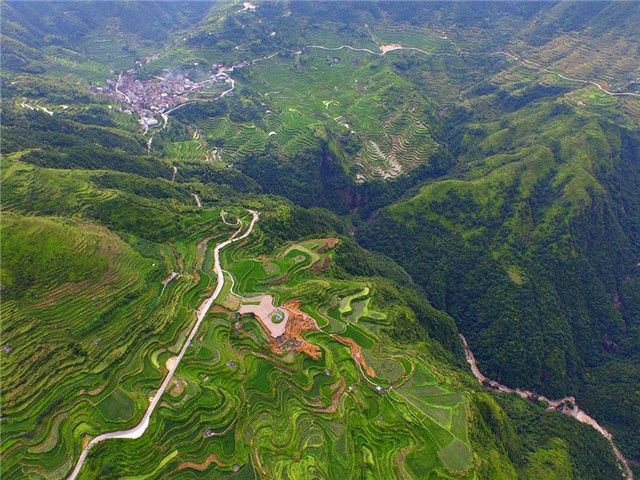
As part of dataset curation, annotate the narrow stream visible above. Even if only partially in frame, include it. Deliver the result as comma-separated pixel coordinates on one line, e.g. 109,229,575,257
460,335,633,479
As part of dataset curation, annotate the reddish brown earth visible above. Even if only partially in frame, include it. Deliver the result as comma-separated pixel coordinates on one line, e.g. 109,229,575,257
240,297,322,359
311,257,331,273
318,378,347,413
79,384,106,396
334,336,376,378
316,238,339,253
209,305,228,314
282,300,322,359
81,436,91,449
272,275,288,285
170,379,185,397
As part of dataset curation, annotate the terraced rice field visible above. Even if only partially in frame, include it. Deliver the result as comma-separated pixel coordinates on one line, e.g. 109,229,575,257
201,118,268,163
165,140,208,163
73,235,473,478
1,197,474,479
370,25,455,54
0,203,247,479
200,46,442,177
198,237,472,479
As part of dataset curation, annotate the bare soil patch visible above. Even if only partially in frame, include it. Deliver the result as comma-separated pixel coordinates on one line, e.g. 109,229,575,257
318,378,346,413
177,453,224,471
311,257,331,273
335,336,376,377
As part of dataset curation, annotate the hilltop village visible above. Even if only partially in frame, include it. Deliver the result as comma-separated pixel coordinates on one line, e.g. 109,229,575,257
90,57,249,131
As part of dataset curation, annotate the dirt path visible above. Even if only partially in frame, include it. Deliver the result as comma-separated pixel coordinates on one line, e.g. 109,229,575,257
19,102,54,116
221,211,240,226
460,335,633,480
493,51,640,98
66,210,259,480
318,378,346,413
147,113,169,153
177,453,224,471
334,335,376,378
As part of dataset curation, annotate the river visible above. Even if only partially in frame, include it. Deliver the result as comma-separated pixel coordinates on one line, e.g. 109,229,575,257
460,334,633,480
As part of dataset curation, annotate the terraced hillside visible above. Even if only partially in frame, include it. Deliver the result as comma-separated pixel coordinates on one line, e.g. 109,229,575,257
2,151,476,479
358,81,640,463
68,235,476,479
241,47,442,179
0,156,250,478
0,149,624,479
1,1,211,75
2,2,640,479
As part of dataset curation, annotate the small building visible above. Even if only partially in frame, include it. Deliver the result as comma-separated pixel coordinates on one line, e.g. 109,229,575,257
162,271,178,286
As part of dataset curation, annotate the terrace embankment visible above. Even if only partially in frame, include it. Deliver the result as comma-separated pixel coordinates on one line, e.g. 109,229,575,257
65,210,259,480
318,378,347,414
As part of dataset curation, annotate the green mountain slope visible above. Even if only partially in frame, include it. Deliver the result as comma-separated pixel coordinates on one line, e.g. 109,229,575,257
1,1,210,74
1,1,638,479
0,153,622,479
358,86,640,459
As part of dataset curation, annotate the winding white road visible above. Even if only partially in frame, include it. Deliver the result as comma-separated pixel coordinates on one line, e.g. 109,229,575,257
66,210,259,480
306,44,640,98
307,43,458,58
131,34,637,156
146,75,236,153
221,210,241,226
114,74,131,104
494,51,640,98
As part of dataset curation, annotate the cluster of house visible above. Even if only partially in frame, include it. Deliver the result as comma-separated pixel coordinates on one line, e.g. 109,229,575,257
96,71,204,127
89,49,263,132
90,62,235,130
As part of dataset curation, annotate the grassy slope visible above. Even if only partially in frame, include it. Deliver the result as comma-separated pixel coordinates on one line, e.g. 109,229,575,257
1,1,637,478
0,153,622,479
2,153,475,478
77,235,477,479
0,155,248,478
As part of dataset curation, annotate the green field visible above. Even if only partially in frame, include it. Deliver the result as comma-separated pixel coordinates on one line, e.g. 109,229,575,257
2,1,637,479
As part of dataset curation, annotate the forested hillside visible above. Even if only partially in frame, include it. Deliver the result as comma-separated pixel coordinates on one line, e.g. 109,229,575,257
1,1,639,479
359,95,640,459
